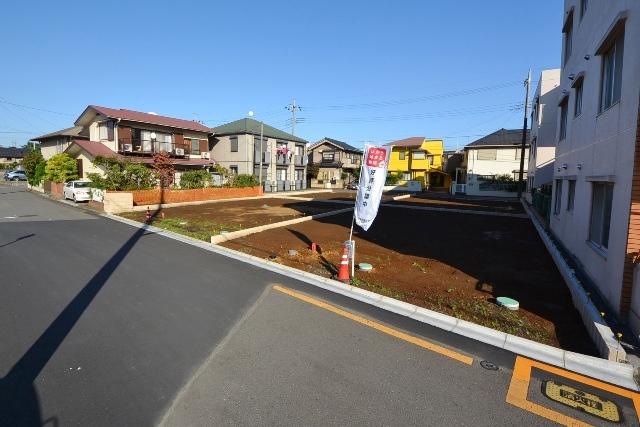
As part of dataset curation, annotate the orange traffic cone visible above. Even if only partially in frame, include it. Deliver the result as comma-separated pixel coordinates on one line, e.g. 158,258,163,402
337,245,350,283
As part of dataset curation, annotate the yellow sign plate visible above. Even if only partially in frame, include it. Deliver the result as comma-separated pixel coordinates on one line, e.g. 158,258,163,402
542,380,621,423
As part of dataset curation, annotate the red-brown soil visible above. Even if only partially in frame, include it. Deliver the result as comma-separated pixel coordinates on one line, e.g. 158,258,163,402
221,207,596,354
119,198,346,229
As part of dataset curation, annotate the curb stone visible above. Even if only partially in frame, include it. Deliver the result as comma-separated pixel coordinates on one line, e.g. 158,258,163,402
521,201,627,363
101,210,640,391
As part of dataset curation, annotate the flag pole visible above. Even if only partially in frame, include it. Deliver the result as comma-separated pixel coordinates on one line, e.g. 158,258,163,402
348,145,367,276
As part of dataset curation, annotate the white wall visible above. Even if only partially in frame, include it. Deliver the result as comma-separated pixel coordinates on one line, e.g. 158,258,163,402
465,146,529,197
550,0,640,328
527,69,561,200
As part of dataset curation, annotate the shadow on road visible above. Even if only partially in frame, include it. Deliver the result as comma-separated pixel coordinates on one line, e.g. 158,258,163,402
0,203,162,425
0,233,35,248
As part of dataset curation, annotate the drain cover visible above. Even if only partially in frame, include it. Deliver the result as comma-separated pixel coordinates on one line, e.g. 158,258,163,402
496,296,519,310
358,263,373,271
542,380,621,423
480,360,499,371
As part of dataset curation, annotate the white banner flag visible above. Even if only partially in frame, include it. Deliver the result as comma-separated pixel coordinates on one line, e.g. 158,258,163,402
355,145,391,231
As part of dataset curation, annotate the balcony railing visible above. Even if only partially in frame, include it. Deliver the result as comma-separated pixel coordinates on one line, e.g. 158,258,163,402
276,153,291,165
118,138,188,157
294,155,307,166
253,151,271,164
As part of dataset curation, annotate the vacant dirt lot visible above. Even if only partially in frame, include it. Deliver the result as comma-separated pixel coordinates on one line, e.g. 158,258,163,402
118,198,347,240
221,206,595,354
389,193,524,214
288,190,397,202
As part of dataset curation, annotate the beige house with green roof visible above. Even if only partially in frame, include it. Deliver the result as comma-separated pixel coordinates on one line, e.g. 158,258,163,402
209,118,308,192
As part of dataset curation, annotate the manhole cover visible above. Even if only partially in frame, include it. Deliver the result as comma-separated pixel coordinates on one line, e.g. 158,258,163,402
480,360,499,371
496,296,519,310
542,380,621,423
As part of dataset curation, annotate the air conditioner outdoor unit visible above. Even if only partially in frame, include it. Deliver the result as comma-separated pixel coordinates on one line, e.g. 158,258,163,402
201,152,210,159
123,143,133,152
174,148,185,156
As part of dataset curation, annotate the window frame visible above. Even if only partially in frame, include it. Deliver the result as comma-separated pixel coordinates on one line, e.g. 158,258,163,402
412,150,426,160
574,78,583,117
477,149,497,161
190,138,200,155
599,29,624,113
399,151,406,160
559,98,568,141
563,12,574,66
567,180,576,212
230,136,238,153
554,179,563,215
579,0,587,21
589,182,614,250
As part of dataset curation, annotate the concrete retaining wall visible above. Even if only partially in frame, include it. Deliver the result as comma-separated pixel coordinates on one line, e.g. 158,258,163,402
103,192,134,214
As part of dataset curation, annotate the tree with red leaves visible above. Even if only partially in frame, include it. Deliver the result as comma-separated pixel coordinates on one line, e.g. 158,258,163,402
152,151,175,188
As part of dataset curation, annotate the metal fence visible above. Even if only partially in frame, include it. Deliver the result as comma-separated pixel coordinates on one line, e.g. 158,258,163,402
532,191,551,224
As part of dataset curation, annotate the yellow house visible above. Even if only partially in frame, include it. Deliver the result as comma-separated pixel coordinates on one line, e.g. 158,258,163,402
385,137,450,189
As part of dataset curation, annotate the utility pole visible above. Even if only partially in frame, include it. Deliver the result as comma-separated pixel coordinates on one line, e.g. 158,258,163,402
285,99,301,136
517,69,531,199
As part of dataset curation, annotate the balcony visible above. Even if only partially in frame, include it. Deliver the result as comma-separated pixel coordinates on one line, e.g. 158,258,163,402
253,151,271,164
276,153,291,165
118,138,189,157
294,155,307,166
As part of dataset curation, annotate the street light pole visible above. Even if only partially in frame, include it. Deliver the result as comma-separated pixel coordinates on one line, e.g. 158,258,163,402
249,111,265,192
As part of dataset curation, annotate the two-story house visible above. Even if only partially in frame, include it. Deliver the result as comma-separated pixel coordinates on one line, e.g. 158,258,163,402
0,146,26,167
549,1,640,335
32,126,89,160
385,137,448,190
32,105,215,181
307,137,362,189
455,129,529,198
210,117,308,192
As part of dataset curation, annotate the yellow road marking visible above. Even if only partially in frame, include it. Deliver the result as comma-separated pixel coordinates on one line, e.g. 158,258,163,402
273,285,473,365
506,356,640,426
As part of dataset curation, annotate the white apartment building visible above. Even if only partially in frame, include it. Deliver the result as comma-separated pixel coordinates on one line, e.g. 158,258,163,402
525,69,561,203
550,0,640,333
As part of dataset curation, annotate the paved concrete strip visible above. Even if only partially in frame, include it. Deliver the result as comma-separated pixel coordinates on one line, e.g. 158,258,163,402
210,207,353,244
380,203,529,218
273,285,474,365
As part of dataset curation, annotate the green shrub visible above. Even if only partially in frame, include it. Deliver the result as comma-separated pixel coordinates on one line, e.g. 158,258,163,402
385,172,402,185
180,169,210,189
22,149,46,186
45,153,78,183
230,174,259,187
90,156,156,190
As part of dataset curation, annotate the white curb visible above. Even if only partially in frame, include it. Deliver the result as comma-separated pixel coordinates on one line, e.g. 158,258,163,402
521,201,627,363
101,211,639,390
210,207,353,244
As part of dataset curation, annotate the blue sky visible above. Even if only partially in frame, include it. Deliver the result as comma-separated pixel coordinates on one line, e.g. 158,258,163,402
0,1,562,150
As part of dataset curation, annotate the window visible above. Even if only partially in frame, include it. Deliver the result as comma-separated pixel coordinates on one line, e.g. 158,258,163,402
567,180,576,211
399,151,406,160
277,168,287,181
554,179,563,215
190,139,200,155
580,0,587,20
229,165,238,175
589,182,613,249
322,152,335,162
427,155,434,165
99,121,114,141
230,136,238,152
477,149,497,161
412,151,426,160
402,172,411,180
600,31,624,112
563,14,573,65
515,148,525,160
559,98,568,141
574,79,583,117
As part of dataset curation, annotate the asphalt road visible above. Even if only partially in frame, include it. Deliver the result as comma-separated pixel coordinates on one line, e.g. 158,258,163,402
0,184,636,426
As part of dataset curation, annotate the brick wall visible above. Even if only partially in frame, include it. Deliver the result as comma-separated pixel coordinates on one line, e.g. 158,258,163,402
621,101,640,315
44,181,64,198
131,186,262,205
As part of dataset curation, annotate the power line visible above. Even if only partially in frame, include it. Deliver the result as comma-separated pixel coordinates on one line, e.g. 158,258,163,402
0,98,75,116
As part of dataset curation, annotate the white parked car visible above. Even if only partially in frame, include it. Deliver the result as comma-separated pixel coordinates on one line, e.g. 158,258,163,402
63,180,92,202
